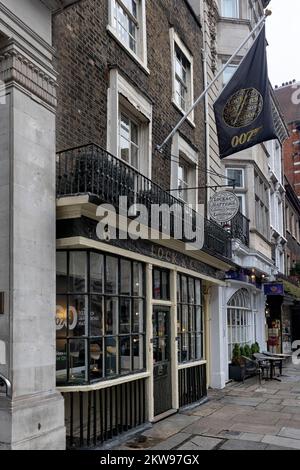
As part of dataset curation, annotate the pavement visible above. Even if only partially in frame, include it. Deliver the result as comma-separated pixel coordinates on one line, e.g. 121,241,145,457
116,363,300,451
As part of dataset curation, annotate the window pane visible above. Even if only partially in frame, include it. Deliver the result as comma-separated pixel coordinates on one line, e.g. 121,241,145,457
188,278,195,304
106,297,118,335
120,336,131,374
161,271,169,300
177,275,181,303
105,337,117,377
106,257,118,294
69,295,88,337
131,144,138,169
120,136,130,164
196,306,202,333
90,253,103,293
181,333,189,362
133,299,144,333
182,305,188,333
133,335,144,371
120,298,131,334
153,270,161,299
131,121,138,144
189,306,195,332
56,295,67,338
227,169,243,188
69,252,87,292
90,296,103,337
120,259,131,295
196,334,202,360
90,340,103,380
56,339,67,384
133,262,144,296
56,252,67,294
181,276,188,303
195,280,201,305
69,339,87,383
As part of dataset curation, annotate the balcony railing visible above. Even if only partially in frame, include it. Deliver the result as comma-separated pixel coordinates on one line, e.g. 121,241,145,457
56,143,232,260
222,211,250,247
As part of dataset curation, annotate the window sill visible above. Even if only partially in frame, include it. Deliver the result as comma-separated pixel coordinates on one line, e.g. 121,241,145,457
107,25,150,75
178,360,207,370
172,99,195,128
56,370,150,393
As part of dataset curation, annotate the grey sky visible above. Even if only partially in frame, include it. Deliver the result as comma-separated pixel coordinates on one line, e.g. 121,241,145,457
266,0,300,86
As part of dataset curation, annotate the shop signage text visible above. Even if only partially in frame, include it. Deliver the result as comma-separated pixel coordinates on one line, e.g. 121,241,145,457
208,191,239,223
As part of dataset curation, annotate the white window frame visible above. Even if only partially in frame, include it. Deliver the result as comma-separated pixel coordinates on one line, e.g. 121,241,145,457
220,0,240,18
107,69,152,178
222,63,238,86
226,167,245,189
170,29,194,125
107,0,149,73
171,133,198,207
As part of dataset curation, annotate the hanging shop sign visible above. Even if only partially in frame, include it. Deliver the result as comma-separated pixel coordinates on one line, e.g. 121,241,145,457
264,283,284,296
208,191,240,223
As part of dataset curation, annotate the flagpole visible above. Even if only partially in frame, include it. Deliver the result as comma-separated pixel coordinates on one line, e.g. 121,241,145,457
156,10,272,153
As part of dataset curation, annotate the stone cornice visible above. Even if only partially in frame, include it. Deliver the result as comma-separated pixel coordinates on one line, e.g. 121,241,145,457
0,3,55,56
0,44,57,107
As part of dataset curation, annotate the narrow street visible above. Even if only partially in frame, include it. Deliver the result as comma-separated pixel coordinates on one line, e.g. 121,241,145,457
118,364,300,451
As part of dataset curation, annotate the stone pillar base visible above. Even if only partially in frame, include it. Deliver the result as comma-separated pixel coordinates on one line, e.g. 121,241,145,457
0,392,65,450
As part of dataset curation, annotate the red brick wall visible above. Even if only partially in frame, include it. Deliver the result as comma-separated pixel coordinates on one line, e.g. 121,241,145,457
283,122,300,195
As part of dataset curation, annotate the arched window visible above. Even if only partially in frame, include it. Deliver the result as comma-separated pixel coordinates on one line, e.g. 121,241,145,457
227,289,255,362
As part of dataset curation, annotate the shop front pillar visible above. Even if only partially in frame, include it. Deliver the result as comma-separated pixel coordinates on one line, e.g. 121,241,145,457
209,285,227,389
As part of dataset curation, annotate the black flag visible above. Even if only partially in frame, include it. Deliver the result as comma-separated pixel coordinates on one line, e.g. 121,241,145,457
214,26,277,159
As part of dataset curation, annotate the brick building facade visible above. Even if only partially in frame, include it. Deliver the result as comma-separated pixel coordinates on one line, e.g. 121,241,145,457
54,0,206,193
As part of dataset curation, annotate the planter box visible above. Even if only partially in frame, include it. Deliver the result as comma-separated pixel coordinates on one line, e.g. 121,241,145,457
229,364,246,382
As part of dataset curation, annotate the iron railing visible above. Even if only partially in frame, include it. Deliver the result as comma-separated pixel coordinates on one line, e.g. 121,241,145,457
63,378,147,448
56,143,232,259
178,364,207,408
222,211,250,247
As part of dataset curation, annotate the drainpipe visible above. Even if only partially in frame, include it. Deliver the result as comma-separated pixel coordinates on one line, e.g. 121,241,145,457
202,47,210,217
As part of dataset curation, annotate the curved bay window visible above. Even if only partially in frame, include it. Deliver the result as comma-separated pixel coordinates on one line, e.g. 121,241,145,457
227,289,254,360
177,274,203,363
56,251,145,385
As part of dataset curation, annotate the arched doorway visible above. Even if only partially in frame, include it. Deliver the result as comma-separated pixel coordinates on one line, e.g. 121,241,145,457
227,288,256,361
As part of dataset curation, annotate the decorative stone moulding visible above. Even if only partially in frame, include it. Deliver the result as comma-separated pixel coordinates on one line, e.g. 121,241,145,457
0,45,57,107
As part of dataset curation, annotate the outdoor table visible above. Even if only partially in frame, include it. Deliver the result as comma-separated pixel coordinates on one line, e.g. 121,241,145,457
254,354,285,381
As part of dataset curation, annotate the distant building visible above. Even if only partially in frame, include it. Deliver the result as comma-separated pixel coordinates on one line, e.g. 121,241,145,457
275,81,300,198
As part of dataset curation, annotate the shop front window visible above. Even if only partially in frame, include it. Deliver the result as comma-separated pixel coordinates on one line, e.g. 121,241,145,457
153,268,170,301
56,251,146,385
227,289,254,361
177,275,203,363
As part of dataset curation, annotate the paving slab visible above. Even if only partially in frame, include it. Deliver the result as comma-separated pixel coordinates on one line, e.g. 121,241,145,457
229,422,282,435
219,439,267,450
238,432,264,442
278,427,300,439
142,414,199,439
262,435,300,450
184,417,231,435
219,397,265,407
151,433,192,450
178,436,223,451
256,403,283,412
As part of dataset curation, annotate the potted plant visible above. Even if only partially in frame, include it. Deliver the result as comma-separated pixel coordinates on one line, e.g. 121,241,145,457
229,344,246,381
251,342,260,356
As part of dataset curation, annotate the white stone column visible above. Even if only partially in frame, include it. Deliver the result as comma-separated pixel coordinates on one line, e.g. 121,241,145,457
0,33,65,449
209,285,227,389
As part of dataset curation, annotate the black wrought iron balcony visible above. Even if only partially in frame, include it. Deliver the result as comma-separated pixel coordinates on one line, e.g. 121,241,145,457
56,143,232,260
222,211,250,247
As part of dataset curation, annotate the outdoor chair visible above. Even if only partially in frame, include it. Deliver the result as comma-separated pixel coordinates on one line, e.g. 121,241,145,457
241,356,265,384
253,353,272,380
